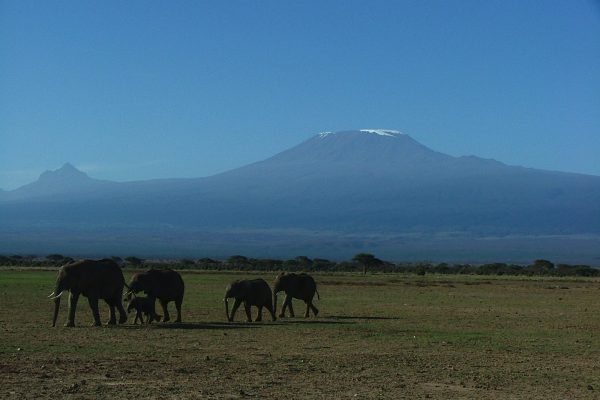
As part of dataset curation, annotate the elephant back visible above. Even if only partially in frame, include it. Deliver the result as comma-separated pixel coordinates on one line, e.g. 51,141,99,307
63,259,124,297
248,278,273,305
144,269,185,300
292,273,317,297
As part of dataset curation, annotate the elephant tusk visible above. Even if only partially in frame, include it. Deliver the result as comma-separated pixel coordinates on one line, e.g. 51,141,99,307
49,290,65,300
47,292,56,298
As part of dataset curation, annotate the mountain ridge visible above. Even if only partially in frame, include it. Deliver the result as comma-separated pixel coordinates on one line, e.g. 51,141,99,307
2,130,598,198
1,129,599,262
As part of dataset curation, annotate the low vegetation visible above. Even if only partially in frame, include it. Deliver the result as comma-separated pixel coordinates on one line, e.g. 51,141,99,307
1,269,599,399
1,254,598,277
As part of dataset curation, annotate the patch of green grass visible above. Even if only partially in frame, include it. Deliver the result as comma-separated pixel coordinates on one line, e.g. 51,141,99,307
1,269,599,399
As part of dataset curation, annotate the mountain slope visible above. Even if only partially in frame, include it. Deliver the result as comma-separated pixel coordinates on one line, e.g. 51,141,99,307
184,130,600,234
1,163,117,201
1,129,599,260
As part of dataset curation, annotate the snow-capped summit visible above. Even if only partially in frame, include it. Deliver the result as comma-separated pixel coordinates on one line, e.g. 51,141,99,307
318,129,404,139
359,129,404,137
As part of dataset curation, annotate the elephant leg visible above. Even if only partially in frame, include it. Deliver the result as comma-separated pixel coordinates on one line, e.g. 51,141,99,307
174,297,183,323
244,302,252,322
106,300,117,325
256,306,263,322
116,297,127,324
160,299,170,322
66,292,80,327
287,296,295,318
229,299,242,322
279,295,293,318
150,310,160,323
309,301,319,317
278,298,287,318
304,301,311,318
152,312,159,323
266,302,277,321
87,297,101,326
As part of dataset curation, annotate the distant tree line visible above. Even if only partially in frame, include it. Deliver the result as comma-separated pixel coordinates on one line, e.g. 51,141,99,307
0,254,598,278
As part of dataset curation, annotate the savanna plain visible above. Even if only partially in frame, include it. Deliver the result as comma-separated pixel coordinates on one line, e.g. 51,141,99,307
1,269,599,399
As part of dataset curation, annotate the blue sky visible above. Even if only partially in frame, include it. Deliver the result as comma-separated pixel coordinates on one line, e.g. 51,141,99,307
1,1,599,189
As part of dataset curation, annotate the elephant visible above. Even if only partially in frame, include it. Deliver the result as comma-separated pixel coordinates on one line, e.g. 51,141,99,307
224,279,276,322
273,272,320,318
48,259,128,327
126,268,184,323
127,296,162,324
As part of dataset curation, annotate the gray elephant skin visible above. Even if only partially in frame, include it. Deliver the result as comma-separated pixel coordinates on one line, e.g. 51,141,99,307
127,296,162,324
224,279,276,322
273,272,320,318
127,269,184,323
49,259,128,327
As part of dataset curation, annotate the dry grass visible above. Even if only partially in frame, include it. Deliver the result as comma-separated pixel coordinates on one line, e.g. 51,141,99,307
1,270,599,399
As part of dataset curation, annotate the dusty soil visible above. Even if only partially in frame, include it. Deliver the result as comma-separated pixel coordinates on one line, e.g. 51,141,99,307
1,270,599,399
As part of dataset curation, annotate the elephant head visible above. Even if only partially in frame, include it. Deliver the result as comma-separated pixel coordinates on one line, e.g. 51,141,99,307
48,264,80,327
272,272,291,313
126,272,151,297
223,281,245,322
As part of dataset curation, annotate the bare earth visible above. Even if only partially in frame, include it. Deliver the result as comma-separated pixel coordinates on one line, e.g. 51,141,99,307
1,270,599,399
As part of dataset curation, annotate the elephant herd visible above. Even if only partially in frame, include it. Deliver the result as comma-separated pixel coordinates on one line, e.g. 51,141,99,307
48,258,320,327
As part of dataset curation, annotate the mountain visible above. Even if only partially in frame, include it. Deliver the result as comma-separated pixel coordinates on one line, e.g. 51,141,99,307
1,130,599,262
0,163,115,201
177,129,600,234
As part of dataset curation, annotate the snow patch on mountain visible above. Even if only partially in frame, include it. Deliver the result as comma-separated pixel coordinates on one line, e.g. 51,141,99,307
360,129,403,137
318,129,404,139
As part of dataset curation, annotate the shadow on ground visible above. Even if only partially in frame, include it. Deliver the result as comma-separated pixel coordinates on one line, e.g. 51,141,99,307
278,319,354,325
122,321,262,330
328,315,400,320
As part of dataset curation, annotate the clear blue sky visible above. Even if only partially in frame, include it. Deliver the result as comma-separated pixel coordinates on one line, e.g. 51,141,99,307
1,1,599,190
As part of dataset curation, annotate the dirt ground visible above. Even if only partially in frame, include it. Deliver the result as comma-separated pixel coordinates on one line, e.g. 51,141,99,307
1,270,599,399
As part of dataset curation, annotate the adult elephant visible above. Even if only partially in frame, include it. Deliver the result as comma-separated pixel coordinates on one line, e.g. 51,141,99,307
224,279,276,322
126,269,184,323
273,272,320,318
48,259,128,327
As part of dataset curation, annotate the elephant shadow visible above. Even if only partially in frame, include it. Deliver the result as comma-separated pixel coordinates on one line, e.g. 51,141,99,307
278,319,354,325
327,315,401,321
122,322,262,330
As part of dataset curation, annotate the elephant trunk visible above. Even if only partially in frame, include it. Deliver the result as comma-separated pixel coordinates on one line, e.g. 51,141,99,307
52,297,61,327
224,298,230,322
273,293,278,315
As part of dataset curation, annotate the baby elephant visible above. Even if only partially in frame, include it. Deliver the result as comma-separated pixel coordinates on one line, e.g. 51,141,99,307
224,279,276,322
127,296,162,324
